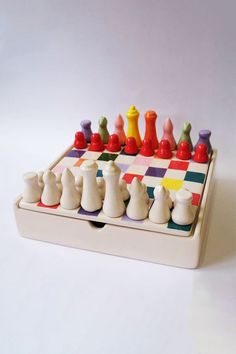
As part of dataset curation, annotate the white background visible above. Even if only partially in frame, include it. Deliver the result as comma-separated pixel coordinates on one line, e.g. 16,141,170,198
0,1,236,353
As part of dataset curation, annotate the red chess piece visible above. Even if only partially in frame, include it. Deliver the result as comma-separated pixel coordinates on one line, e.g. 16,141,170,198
193,143,208,163
73,131,87,149
107,134,121,152
156,139,172,159
89,133,104,152
140,138,154,157
176,141,192,160
124,137,139,155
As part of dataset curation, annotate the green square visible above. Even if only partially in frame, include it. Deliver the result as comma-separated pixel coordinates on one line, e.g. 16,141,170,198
147,186,154,199
184,171,205,184
167,220,192,232
98,153,118,161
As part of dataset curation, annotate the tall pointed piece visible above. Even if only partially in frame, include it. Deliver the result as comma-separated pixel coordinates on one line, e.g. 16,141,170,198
161,117,176,150
114,114,126,145
144,110,158,149
126,105,142,147
98,116,109,143
178,122,193,151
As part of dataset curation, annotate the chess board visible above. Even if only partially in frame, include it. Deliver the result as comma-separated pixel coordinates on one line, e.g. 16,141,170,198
18,144,212,237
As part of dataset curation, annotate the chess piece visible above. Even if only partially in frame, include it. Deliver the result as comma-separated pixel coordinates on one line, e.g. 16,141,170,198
149,185,171,224
194,130,212,153
171,188,195,225
80,160,102,212
56,172,62,192
38,171,44,189
141,182,149,204
41,170,61,206
23,172,42,203
80,120,93,143
89,133,104,152
144,110,158,149
124,137,139,155
75,175,83,194
156,140,172,159
102,161,125,218
193,143,208,163
161,117,176,150
126,105,142,147
98,116,109,144
119,179,130,201
126,177,149,220
107,134,121,152
178,122,193,151
176,141,192,160
140,138,154,157
114,114,126,145
166,189,173,209
60,168,81,210
97,177,105,199
74,131,87,149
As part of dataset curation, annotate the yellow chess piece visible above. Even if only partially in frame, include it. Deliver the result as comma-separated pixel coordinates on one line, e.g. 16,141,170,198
126,105,142,147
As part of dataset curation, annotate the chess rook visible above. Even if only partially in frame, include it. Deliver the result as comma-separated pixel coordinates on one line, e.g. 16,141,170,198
195,130,212,153
126,105,142,147
171,188,195,225
114,114,126,145
80,160,102,212
144,110,158,149
80,120,93,143
161,118,176,150
23,172,42,203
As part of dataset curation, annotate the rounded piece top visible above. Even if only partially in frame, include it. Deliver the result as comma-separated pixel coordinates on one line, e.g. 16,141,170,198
81,160,98,171
103,160,121,176
175,188,192,204
126,105,139,118
144,110,157,120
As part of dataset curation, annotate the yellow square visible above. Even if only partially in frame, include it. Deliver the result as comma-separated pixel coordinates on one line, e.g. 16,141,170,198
161,178,183,191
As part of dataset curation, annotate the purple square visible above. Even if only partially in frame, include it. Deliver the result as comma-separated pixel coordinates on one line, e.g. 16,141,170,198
67,150,85,158
78,206,101,217
116,163,129,173
146,167,167,177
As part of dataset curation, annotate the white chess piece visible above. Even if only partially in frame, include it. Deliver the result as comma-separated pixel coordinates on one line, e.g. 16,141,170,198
23,172,42,203
80,160,102,212
119,179,130,201
97,177,105,199
149,185,171,224
126,177,149,220
38,171,44,189
41,170,61,206
103,161,125,218
60,168,81,210
56,172,62,192
141,182,149,204
166,189,173,209
171,188,195,225
75,175,83,194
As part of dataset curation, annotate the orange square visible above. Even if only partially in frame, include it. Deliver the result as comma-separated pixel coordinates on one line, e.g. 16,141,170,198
74,158,86,167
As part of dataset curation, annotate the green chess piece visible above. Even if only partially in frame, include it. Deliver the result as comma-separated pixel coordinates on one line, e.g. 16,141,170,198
178,122,193,151
98,116,110,144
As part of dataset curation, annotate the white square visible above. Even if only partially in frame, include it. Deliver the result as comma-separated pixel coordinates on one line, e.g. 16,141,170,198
182,181,203,194
82,151,103,160
142,176,163,187
164,169,186,180
149,158,171,168
188,162,209,174
115,154,136,164
126,164,149,175
59,157,79,167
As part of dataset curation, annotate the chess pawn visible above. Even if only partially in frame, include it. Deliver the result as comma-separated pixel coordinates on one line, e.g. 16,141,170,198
75,175,83,194
97,177,105,199
149,185,170,224
60,168,81,210
178,122,193,151
23,172,42,203
114,114,126,145
194,130,212,153
126,177,149,220
171,188,195,225
119,179,130,201
41,170,61,206
38,171,44,189
80,120,93,143
103,161,125,218
161,117,176,150
80,160,102,212
98,116,110,144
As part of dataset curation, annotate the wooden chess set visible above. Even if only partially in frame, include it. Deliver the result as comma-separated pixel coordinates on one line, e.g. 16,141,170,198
14,106,217,268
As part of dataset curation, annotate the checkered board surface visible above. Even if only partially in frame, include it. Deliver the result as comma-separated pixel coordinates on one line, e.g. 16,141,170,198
19,145,211,237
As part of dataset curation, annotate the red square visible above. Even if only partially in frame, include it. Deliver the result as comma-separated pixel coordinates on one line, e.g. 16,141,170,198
168,160,189,171
37,201,60,209
192,193,201,206
122,173,144,184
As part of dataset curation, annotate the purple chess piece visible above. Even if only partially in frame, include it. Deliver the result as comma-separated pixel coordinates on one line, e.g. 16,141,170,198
80,120,93,143
194,129,212,153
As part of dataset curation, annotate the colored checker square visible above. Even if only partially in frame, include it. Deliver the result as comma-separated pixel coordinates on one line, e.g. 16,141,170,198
161,178,183,191
133,156,153,166
82,151,103,160
96,169,103,177
192,193,201,206
142,176,163,187
122,173,143,184
116,163,129,173
59,156,80,167
115,154,136,164
147,186,154,199
74,158,86,167
120,148,139,156
78,207,101,217
167,219,192,232
98,152,118,161
188,161,209,173
126,164,149,175
168,160,189,171
183,181,203,195
146,167,167,178
66,149,86,158
37,201,59,209
185,171,205,184
164,169,186,180
149,158,170,169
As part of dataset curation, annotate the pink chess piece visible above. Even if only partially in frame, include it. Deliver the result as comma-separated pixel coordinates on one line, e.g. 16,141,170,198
161,118,176,151
114,114,126,145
